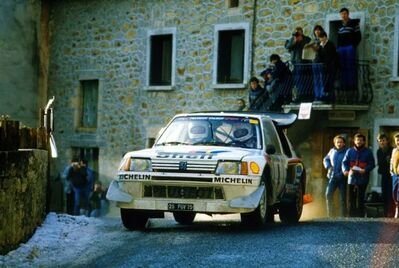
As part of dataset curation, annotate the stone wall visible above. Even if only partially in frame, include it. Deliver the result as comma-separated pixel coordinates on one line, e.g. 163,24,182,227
0,150,48,255
47,0,399,186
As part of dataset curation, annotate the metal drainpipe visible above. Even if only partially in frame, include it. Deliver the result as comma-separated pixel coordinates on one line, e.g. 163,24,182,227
250,0,258,78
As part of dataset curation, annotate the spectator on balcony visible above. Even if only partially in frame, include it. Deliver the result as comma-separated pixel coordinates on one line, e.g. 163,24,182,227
267,54,293,111
376,133,395,217
260,67,273,92
235,98,247,111
285,27,312,103
303,25,326,58
313,25,325,44
342,133,375,217
314,31,338,103
337,7,361,101
305,25,326,103
248,76,268,111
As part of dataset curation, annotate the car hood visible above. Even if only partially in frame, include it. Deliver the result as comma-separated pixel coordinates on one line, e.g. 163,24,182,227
125,145,263,161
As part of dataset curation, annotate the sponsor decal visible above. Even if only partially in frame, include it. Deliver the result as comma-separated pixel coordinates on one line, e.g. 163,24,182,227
156,152,214,159
213,177,253,184
156,150,230,160
119,174,152,180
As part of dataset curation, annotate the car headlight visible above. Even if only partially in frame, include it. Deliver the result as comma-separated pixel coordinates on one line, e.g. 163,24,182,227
120,158,152,172
216,161,244,175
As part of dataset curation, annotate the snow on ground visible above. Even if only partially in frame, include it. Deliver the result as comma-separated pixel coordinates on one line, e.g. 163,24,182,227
0,203,380,267
0,213,121,267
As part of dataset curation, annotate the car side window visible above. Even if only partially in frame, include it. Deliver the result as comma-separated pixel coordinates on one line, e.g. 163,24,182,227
276,127,292,157
262,119,282,154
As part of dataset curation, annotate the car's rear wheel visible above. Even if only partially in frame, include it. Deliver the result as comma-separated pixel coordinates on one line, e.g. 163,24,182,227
240,183,268,227
279,181,303,224
173,212,196,225
120,208,149,230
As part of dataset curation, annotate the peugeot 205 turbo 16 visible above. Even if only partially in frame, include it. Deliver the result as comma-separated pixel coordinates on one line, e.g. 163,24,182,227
107,112,306,230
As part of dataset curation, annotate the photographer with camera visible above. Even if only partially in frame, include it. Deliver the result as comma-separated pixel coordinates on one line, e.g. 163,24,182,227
285,27,312,103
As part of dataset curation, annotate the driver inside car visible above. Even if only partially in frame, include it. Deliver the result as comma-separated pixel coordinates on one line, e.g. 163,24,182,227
232,123,257,148
215,122,256,148
187,121,210,144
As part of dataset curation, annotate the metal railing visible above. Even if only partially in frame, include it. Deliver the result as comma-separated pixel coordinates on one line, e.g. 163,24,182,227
249,60,373,111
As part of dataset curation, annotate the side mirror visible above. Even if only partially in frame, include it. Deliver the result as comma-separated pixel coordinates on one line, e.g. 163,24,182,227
266,144,276,155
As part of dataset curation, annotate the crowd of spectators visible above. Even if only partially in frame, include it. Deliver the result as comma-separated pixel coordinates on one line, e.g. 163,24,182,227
246,7,361,112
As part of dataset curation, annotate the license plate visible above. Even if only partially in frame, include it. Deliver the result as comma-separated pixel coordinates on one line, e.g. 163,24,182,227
167,203,194,211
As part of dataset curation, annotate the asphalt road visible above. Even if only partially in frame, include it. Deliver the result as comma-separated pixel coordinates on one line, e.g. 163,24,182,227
85,214,399,268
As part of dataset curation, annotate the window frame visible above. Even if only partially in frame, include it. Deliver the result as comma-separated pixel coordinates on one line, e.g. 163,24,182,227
261,119,283,155
77,79,99,131
145,27,177,91
213,22,250,89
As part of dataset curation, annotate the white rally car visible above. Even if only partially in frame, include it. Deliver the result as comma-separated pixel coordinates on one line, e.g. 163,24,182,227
107,112,306,230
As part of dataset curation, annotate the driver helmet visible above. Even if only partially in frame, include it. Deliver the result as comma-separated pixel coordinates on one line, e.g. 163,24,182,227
188,121,209,141
232,123,253,142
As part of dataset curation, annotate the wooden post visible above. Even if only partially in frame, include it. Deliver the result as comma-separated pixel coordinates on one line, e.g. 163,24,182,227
19,127,32,149
36,127,47,150
0,117,19,151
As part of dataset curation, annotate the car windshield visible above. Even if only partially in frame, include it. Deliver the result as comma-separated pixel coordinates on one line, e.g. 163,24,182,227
155,116,262,149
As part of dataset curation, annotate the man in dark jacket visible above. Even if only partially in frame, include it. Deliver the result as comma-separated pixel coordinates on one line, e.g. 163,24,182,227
66,159,89,216
268,54,293,111
285,27,312,102
248,76,268,111
314,31,338,102
342,133,375,217
376,133,395,217
337,7,361,99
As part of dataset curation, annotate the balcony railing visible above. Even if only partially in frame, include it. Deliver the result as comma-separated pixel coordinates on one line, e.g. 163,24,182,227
249,60,373,111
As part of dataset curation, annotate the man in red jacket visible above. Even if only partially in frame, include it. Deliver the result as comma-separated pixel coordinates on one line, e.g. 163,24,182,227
342,133,375,217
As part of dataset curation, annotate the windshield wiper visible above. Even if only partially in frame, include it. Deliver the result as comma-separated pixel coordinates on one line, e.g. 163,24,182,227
192,141,229,146
158,141,191,146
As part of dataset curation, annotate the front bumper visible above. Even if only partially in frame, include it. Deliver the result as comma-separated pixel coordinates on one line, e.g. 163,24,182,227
106,180,265,213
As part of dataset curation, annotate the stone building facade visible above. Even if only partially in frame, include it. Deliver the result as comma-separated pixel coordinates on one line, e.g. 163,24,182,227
0,0,49,127
46,0,399,214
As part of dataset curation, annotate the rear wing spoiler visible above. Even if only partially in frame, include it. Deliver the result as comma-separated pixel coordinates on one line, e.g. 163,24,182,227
263,112,297,128
179,110,297,128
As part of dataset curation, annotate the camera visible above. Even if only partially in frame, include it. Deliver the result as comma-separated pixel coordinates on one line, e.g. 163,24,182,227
292,32,301,37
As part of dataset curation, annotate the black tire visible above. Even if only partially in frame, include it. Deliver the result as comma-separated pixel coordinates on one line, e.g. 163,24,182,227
120,208,149,230
279,181,303,224
173,212,196,225
240,183,268,227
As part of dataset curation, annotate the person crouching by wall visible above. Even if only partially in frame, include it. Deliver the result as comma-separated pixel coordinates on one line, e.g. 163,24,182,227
89,181,109,217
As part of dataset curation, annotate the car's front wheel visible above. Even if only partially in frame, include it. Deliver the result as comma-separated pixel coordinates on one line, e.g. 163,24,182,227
173,212,196,225
120,208,149,230
240,184,268,227
279,181,303,224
